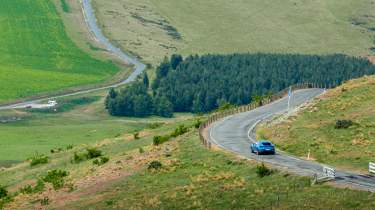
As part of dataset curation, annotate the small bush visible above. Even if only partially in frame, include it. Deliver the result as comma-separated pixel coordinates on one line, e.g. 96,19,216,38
19,185,33,194
40,197,49,206
29,153,49,167
0,185,7,199
153,135,170,146
72,148,103,164
93,159,99,165
50,148,63,154
34,179,45,193
217,101,236,112
256,163,273,178
139,147,145,154
42,169,69,190
93,157,109,166
66,144,74,150
86,148,103,159
194,119,202,129
133,132,140,139
19,180,45,194
105,200,116,206
335,120,353,129
148,161,162,170
101,157,109,164
171,124,189,137
72,152,86,164
148,122,164,129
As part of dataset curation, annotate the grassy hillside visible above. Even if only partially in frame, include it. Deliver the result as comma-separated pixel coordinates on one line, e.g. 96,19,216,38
0,0,120,103
1,109,375,209
94,0,375,64
258,76,375,172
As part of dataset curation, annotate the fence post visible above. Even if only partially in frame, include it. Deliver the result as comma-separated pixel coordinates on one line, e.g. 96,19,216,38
370,162,375,174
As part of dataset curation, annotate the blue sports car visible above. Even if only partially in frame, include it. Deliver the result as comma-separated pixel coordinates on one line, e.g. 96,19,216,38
250,141,276,155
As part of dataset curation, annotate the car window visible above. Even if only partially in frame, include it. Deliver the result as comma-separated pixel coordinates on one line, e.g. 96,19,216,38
262,142,271,146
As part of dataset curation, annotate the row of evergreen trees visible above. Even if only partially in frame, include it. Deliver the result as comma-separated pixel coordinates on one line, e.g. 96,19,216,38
105,74,173,118
106,53,375,117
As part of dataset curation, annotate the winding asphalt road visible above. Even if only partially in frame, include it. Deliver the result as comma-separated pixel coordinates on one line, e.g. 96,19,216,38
0,0,146,110
208,89,375,192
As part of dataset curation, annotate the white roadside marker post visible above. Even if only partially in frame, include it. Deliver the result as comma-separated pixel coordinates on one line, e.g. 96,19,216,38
287,86,292,112
370,162,375,174
307,149,311,160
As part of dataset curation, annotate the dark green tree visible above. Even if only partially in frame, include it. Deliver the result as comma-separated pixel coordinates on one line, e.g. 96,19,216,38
105,88,118,109
143,73,149,88
170,54,183,69
154,96,173,118
156,57,171,78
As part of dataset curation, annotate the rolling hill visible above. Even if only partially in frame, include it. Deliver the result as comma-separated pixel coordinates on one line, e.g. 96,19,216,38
93,0,375,64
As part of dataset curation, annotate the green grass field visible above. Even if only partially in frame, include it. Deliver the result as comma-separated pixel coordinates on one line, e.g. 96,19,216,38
258,76,375,172
94,0,375,64
0,0,120,103
0,91,192,166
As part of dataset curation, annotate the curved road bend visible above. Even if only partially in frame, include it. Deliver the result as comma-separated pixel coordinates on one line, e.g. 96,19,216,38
208,89,375,192
0,0,146,110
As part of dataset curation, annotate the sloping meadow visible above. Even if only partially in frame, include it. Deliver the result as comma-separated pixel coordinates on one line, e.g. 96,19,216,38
0,0,119,103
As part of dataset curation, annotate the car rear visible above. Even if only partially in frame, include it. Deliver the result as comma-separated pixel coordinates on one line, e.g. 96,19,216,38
258,141,275,155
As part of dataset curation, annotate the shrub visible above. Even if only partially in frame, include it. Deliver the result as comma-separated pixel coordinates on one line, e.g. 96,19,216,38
66,144,74,150
217,101,236,112
93,157,109,166
105,200,116,206
139,147,145,154
148,122,164,129
72,152,86,164
50,148,63,154
134,132,140,139
0,185,7,199
19,180,45,194
194,119,202,129
148,161,162,170
86,148,103,159
73,148,103,164
34,179,45,193
19,185,33,194
42,169,69,190
335,120,353,129
93,159,99,165
29,153,49,167
153,135,170,146
101,157,109,164
40,197,49,206
171,124,189,137
256,163,273,178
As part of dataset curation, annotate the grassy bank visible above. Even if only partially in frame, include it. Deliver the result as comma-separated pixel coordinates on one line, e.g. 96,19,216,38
0,0,120,103
257,76,375,172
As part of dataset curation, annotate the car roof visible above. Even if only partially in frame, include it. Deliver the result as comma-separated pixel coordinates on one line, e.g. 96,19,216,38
258,140,272,144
